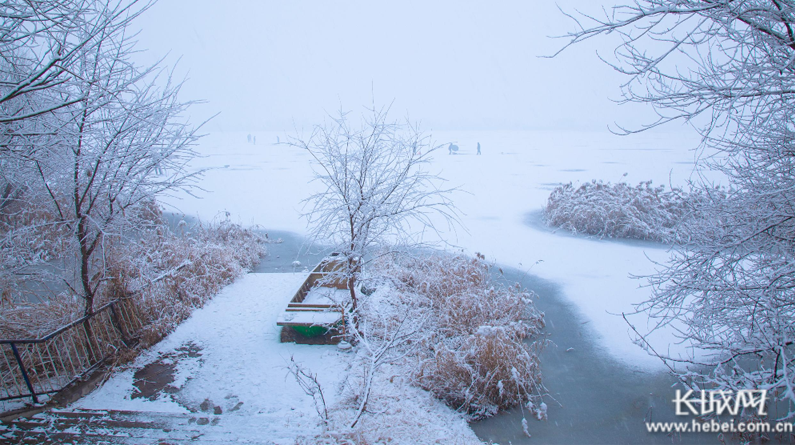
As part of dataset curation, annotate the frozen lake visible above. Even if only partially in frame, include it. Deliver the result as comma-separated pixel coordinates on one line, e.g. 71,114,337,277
161,128,720,441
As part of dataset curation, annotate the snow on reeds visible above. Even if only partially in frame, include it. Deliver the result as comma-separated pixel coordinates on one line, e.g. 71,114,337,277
544,180,700,243
302,253,546,442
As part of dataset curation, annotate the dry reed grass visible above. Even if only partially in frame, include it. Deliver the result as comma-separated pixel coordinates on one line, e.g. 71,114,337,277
102,215,267,348
545,180,697,243
372,253,546,419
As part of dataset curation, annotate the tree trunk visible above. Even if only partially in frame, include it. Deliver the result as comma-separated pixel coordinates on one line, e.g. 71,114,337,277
348,275,357,313
77,216,94,317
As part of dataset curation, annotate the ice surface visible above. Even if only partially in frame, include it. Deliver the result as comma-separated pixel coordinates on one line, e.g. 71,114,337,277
160,129,709,371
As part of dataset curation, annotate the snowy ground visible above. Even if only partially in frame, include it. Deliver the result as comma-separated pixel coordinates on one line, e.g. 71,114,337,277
73,273,479,444
75,273,340,441
163,128,708,370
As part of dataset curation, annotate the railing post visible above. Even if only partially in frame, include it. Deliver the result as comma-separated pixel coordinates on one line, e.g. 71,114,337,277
108,301,131,347
9,343,38,404
81,318,98,364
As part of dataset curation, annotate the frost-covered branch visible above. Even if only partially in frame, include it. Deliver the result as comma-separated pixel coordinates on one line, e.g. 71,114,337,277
0,0,202,317
289,104,461,314
287,356,329,424
558,0,795,422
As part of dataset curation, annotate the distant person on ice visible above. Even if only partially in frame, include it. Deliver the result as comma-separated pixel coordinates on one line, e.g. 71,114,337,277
448,143,459,154
477,142,481,155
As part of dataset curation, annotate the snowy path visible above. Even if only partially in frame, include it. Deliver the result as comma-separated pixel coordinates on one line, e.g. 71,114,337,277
73,273,349,443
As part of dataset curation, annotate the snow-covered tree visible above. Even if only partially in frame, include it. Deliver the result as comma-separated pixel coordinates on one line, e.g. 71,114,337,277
560,0,795,420
1,0,148,248
45,40,198,316
0,0,200,317
0,0,147,125
289,105,459,313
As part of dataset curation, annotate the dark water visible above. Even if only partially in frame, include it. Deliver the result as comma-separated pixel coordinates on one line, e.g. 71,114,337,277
477,267,718,444
251,230,330,273
159,214,331,273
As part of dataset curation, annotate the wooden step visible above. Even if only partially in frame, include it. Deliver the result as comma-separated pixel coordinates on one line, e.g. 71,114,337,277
276,310,342,327
287,303,333,309
0,409,209,444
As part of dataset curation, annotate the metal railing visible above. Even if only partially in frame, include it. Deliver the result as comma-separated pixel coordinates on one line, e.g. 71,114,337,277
0,298,143,404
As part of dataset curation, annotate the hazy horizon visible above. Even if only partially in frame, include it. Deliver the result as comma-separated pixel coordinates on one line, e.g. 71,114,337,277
131,0,692,135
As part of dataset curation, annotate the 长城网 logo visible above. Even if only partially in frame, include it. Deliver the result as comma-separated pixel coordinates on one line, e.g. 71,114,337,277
672,389,767,416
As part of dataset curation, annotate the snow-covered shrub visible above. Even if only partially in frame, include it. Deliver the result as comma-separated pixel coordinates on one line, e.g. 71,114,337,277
0,200,71,306
0,293,82,339
417,325,544,418
292,253,544,442
0,207,266,406
544,180,698,243
0,208,266,346
372,254,546,420
103,213,267,346
0,197,92,337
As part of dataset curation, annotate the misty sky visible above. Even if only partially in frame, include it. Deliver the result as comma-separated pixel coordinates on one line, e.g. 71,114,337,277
132,0,664,133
